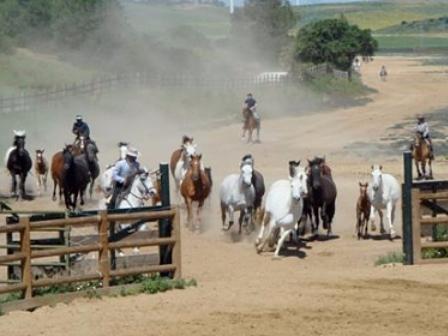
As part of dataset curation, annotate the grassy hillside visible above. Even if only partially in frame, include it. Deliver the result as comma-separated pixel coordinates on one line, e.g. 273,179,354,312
2,0,448,97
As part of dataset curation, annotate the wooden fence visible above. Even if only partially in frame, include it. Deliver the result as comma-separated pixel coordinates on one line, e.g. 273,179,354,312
402,151,448,265
0,207,181,312
0,66,349,114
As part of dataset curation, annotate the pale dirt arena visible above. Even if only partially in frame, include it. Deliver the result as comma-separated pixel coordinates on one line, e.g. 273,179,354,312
2,56,448,335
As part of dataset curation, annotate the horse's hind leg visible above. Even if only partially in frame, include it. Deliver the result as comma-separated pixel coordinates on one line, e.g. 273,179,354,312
415,160,422,179
10,174,17,198
52,179,58,201
273,228,293,259
195,200,204,233
387,202,396,239
428,159,433,180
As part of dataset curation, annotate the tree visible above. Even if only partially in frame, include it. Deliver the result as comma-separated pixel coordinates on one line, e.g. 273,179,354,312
290,18,378,76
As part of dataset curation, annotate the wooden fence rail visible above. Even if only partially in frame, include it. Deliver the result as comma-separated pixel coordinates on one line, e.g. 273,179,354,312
0,206,181,308
402,151,448,265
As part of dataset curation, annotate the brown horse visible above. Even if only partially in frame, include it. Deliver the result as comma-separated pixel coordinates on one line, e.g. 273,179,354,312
241,107,260,144
51,145,72,203
180,154,211,232
356,182,371,240
34,149,48,196
412,132,433,180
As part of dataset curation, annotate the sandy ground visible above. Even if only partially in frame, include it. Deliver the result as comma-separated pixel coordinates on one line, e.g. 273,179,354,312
2,56,448,335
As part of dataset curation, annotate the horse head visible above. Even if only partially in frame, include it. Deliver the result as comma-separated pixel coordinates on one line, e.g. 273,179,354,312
62,146,74,170
370,165,383,192
14,135,26,156
359,182,368,198
308,158,323,189
190,154,202,181
86,140,99,162
288,160,301,178
240,161,253,187
290,166,308,203
135,168,157,200
118,142,129,160
35,149,45,164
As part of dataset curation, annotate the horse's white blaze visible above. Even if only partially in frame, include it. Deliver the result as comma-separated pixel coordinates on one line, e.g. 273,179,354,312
368,166,400,236
220,163,256,230
256,167,307,258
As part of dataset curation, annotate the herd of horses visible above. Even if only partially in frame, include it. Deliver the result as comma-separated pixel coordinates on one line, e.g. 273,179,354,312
1,123,429,257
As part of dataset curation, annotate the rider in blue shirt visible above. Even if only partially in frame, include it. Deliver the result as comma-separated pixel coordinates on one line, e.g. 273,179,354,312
72,115,90,139
108,147,140,209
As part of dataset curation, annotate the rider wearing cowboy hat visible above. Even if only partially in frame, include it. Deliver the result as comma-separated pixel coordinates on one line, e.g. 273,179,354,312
108,147,141,209
413,115,434,157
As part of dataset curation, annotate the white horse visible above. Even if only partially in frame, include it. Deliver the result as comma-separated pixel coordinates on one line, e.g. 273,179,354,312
98,168,157,256
255,161,308,259
368,165,400,239
220,160,255,234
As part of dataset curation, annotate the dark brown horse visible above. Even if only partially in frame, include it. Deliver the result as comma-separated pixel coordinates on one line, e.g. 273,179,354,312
306,157,337,237
241,107,260,144
412,132,433,180
62,148,90,210
5,133,32,200
180,153,211,233
356,182,371,240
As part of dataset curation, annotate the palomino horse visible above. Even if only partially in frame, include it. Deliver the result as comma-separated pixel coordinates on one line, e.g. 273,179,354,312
412,132,433,180
35,149,49,196
241,107,260,144
170,136,197,202
4,131,33,200
368,165,400,239
180,154,211,233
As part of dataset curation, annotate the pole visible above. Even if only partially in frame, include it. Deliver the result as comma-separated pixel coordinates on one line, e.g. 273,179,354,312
402,151,414,265
158,163,172,277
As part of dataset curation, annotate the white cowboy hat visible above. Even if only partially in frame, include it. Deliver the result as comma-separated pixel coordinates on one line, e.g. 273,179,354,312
76,115,83,120
126,148,139,158
13,130,26,137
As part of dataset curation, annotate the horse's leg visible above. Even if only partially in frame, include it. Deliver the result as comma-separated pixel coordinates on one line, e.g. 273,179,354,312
221,203,227,230
256,216,272,253
415,159,422,179
11,174,17,198
273,228,293,260
228,205,235,230
44,172,48,192
369,205,377,232
20,173,27,200
378,209,385,234
326,203,335,236
312,205,319,236
255,212,268,247
36,174,41,196
195,200,204,233
429,158,433,179
387,202,396,239
421,159,427,179
52,179,58,201
238,211,244,234
185,197,193,230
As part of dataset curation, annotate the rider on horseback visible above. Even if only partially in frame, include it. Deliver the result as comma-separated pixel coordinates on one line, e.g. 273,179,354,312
72,115,90,140
243,93,260,125
108,147,140,210
412,115,434,158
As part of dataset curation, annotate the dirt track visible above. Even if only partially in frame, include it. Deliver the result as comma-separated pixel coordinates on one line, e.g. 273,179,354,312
2,56,448,336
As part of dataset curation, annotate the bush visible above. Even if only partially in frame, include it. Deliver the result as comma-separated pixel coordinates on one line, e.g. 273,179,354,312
374,251,404,266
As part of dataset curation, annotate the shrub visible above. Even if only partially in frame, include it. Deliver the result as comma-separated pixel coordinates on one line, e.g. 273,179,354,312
374,251,404,266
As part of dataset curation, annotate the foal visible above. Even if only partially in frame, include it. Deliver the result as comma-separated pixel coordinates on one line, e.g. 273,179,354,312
356,182,371,239
35,149,48,196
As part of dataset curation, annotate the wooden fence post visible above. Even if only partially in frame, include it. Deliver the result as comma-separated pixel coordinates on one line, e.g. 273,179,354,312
411,188,422,264
20,216,32,299
402,151,414,265
172,206,181,279
98,210,110,288
158,163,172,278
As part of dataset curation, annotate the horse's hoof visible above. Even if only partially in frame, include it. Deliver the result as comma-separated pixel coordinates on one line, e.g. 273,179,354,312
271,255,282,261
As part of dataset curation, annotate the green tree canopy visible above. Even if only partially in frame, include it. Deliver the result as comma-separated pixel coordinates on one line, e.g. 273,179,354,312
291,18,378,72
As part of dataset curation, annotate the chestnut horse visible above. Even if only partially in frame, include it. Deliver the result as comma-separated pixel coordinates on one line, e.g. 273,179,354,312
180,153,211,232
412,132,433,180
51,145,72,203
241,107,260,144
